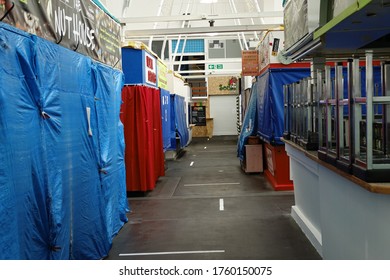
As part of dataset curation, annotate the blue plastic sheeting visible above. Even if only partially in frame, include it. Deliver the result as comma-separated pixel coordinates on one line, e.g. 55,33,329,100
257,68,311,145
160,89,172,151
0,23,128,260
175,95,189,148
169,94,189,149
237,82,258,161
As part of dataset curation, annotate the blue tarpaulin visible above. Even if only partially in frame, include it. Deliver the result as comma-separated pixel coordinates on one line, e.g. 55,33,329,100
237,82,258,161
169,94,189,150
0,22,128,260
160,89,172,151
257,68,311,145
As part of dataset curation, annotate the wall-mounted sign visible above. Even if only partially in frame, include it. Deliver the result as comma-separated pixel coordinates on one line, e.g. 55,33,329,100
208,64,224,70
219,77,238,91
0,0,122,69
208,76,239,95
242,50,259,76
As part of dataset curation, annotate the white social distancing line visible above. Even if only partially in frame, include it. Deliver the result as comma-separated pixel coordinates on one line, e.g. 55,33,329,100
219,198,224,211
119,250,225,257
184,182,240,187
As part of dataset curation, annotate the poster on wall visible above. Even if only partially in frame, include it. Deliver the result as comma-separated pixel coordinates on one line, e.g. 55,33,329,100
0,0,121,68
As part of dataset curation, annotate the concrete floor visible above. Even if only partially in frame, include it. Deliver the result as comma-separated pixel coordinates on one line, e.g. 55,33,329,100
106,136,321,260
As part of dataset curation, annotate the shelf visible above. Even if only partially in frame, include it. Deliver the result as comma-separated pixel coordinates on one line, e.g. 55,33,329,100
283,0,390,60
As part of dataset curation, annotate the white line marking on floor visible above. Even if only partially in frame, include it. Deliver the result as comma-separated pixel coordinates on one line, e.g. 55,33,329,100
190,161,194,166
183,182,240,187
219,198,224,211
119,250,225,257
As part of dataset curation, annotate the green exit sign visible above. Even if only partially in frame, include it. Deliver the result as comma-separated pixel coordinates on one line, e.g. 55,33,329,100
208,64,224,70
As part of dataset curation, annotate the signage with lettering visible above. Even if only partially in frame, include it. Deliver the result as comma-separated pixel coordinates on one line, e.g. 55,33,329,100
242,50,260,76
157,60,168,90
208,64,224,70
0,0,121,68
144,51,157,87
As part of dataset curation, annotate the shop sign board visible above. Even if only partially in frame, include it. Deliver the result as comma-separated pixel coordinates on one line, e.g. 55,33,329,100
144,51,157,87
242,50,260,76
0,0,121,69
157,60,168,90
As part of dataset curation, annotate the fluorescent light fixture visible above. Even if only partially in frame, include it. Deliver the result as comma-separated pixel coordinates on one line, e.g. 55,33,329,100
200,0,218,3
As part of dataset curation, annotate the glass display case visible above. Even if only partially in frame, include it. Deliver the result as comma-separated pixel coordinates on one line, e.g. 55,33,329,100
352,51,390,182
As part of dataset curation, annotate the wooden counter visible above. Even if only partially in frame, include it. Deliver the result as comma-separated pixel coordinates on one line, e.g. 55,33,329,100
283,139,390,194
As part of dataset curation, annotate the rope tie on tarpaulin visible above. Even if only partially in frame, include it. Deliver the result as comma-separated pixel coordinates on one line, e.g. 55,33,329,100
0,2,14,22
56,34,63,45
73,40,80,51
99,168,108,175
41,111,50,119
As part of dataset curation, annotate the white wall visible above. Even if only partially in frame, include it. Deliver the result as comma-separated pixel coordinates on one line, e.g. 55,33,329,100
209,95,238,136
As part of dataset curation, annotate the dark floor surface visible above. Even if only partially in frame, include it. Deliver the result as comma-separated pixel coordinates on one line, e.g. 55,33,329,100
106,136,321,260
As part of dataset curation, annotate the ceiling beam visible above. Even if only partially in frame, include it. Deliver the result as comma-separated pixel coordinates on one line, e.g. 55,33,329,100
124,24,282,37
119,11,283,24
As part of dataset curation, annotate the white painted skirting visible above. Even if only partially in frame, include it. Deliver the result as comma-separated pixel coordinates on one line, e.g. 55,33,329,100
291,206,323,257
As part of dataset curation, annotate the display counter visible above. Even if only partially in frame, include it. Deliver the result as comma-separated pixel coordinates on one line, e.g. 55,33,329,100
192,118,214,138
284,139,390,259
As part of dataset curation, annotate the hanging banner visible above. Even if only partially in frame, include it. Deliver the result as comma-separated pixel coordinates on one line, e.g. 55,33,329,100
0,0,121,69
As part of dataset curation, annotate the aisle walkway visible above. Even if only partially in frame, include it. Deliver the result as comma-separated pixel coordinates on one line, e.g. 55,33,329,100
106,136,321,260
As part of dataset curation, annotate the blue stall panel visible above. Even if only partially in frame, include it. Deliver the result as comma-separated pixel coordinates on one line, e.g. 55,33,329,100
160,89,172,151
0,22,128,260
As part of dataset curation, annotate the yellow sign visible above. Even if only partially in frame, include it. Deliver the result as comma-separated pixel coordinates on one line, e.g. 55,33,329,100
157,60,168,90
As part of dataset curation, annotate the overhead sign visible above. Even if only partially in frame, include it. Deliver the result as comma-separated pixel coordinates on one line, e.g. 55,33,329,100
157,60,168,90
0,0,121,69
208,64,224,70
242,50,260,76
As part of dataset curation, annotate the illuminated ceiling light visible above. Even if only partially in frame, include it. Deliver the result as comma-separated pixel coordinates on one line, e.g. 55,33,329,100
200,0,218,3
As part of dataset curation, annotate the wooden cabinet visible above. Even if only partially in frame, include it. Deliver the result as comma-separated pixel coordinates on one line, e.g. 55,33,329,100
242,144,263,173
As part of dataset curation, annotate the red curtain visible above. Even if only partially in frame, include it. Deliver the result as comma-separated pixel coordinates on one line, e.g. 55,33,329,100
121,86,164,192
